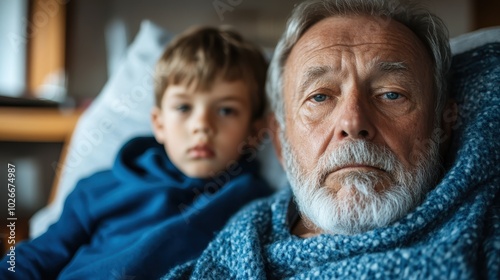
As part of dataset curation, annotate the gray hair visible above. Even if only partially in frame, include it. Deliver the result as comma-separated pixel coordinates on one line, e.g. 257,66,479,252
267,0,451,127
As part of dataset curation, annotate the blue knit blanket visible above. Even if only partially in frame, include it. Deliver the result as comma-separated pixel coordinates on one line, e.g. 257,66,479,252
165,43,500,279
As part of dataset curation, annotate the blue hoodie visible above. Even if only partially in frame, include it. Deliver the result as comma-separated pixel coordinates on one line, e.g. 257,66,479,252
1,137,273,279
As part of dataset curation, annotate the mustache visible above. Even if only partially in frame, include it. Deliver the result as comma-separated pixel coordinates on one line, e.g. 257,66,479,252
314,140,404,184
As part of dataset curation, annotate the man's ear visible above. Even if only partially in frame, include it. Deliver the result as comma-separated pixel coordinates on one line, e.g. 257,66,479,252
151,106,165,144
268,113,284,167
440,99,458,156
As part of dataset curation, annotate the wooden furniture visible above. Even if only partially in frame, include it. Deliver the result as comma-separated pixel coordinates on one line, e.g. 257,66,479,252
0,107,80,142
0,106,81,253
0,106,82,201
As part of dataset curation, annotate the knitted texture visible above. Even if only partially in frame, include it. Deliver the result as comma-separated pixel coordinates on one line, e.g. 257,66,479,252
165,43,500,279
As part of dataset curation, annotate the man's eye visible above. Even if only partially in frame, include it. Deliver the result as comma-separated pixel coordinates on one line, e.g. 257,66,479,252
383,92,401,100
311,94,328,102
176,104,190,112
219,107,236,116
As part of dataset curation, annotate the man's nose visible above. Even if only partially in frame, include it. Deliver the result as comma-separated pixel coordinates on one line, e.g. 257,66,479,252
335,92,375,141
191,109,214,135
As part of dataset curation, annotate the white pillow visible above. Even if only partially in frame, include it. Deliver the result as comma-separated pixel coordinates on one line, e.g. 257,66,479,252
450,26,500,55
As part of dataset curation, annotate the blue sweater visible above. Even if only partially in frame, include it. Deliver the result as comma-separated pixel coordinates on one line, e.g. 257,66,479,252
0,137,272,279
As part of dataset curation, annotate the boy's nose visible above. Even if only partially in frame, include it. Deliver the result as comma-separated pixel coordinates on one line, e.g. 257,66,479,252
191,110,214,135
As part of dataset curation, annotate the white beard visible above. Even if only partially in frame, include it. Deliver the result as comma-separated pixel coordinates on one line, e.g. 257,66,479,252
281,132,441,235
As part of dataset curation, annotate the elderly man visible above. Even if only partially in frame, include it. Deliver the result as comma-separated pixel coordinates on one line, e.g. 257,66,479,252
166,0,500,278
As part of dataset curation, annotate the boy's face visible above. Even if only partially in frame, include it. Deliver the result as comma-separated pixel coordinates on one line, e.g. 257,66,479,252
152,78,256,178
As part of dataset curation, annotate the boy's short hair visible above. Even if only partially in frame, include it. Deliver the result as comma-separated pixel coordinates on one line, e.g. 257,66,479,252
155,26,268,120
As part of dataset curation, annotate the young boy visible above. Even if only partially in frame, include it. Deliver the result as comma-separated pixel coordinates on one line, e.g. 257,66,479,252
0,26,272,279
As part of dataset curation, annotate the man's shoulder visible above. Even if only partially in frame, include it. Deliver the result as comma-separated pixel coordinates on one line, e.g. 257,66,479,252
164,188,293,279
216,188,293,240
232,188,291,217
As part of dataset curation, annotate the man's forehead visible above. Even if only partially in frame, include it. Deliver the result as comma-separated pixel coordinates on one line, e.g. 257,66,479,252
309,17,379,46
285,15,431,77
295,15,423,52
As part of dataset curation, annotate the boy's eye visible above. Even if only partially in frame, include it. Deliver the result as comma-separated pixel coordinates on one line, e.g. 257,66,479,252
176,104,191,112
382,92,401,100
219,107,236,116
